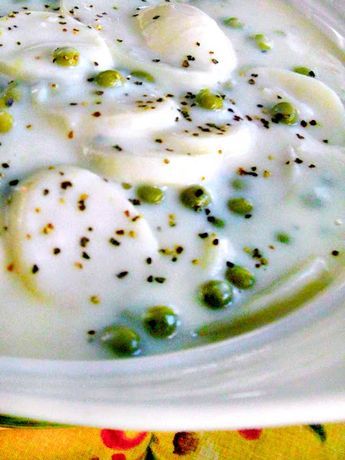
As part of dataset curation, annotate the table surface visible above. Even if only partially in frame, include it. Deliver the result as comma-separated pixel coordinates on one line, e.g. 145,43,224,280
0,420,344,459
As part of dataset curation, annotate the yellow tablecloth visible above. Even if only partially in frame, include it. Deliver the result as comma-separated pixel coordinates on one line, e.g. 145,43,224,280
0,421,344,459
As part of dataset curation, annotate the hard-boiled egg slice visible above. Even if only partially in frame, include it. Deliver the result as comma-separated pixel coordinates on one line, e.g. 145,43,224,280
84,146,218,185
84,122,254,186
83,117,254,186
249,67,345,145
137,4,236,75
61,1,237,91
161,122,255,156
33,80,180,139
6,166,158,307
84,122,253,185
83,96,179,139
0,11,113,82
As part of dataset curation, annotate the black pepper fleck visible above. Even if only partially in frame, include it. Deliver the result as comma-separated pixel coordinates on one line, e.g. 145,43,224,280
109,238,121,246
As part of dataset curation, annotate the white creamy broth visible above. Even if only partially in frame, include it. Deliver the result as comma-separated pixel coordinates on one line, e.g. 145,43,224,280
0,0,344,359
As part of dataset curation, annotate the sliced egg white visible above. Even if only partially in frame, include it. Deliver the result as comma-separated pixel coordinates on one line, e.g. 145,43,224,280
85,97,179,139
137,4,236,74
0,11,113,82
249,67,345,145
84,146,216,185
83,118,254,185
6,166,158,306
34,87,180,139
84,141,242,186
62,0,237,91
161,122,255,156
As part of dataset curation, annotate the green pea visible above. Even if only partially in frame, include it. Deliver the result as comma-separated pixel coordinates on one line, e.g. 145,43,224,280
251,34,272,51
270,102,298,125
143,306,178,339
0,111,13,134
223,17,244,29
121,182,132,190
226,264,255,289
99,324,141,356
231,178,247,190
199,280,233,309
52,47,80,67
210,217,226,228
195,89,223,110
228,197,253,215
136,184,165,204
293,66,316,78
94,69,125,88
131,70,155,83
275,232,291,244
0,82,21,109
180,185,212,212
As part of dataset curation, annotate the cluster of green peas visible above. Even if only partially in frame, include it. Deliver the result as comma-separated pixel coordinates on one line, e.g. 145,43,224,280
52,45,155,86
223,16,316,124
95,182,256,357
193,85,301,125
104,183,254,355
223,15,272,51
179,185,255,310
99,305,179,357
99,259,256,357
136,182,253,217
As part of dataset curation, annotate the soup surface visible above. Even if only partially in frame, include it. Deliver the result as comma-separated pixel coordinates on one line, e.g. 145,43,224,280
0,0,344,359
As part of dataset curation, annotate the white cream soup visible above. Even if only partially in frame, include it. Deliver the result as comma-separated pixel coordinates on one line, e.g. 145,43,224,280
0,0,344,359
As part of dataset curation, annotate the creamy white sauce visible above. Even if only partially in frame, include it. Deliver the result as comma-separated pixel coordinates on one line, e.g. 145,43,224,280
0,0,344,359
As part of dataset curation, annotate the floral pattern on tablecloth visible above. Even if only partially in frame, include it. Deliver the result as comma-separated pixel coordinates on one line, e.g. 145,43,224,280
0,415,342,459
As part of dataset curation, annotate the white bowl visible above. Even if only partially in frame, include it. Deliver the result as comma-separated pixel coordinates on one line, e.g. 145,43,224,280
0,0,345,430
